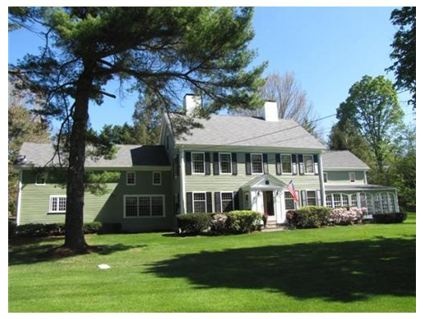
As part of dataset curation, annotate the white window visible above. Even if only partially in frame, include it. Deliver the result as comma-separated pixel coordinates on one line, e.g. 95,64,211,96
306,191,316,206
193,192,206,213
284,191,295,210
251,153,263,174
341,194,349,207
36,173,47,185
304,155,314,174
281,154,292,174
221,192,234,212
333,193,342,207
124,195,165,218
126,172,136,185
192,152,205,174
49,195,66,213
219,153,232,174
326,194,333,207
323,172,328,183
350,194,358,207
349,172,356,182
152,172,161,185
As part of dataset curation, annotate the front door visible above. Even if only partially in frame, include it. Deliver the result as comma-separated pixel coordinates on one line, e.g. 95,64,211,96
263,191,275,220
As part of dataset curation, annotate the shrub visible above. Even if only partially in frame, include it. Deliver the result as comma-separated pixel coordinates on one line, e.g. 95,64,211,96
8,218,17,239
15,222,103,237
83,222,102,234
373,212,407,223
226,210,262,233
99,222,122,234
329,207,364,225
287,206,330,229
176,213,212,235
210,213,228,234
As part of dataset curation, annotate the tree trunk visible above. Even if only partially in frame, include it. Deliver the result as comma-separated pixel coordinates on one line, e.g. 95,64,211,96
64,64,94,252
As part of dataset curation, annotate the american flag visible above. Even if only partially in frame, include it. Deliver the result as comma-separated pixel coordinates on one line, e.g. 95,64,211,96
287,180,299,202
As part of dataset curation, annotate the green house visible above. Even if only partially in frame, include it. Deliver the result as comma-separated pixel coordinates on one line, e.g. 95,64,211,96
15,96,399,231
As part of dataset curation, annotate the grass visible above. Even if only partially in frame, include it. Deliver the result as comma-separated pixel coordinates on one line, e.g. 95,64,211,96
9,213,416,312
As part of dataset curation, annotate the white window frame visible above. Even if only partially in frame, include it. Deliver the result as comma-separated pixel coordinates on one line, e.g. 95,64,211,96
220,191,234,212
49,195,67,214
284,191,296,210
123,194,165,218
152,171,162,186
281,154,292,174
191,152,205,175
250,153,263,174
219,152,232,175
193,192,207,213
126,171,136,186
349,172,356,183
35,172,47,185
303,154,314,174
306,190,317,206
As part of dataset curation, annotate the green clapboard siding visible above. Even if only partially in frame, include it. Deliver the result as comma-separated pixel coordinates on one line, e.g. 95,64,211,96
325,171,366,185
19,170,175,232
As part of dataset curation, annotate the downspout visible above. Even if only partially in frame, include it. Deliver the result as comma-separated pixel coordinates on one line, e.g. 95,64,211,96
318,152,326,206
179,148,186,214
16,170,23,226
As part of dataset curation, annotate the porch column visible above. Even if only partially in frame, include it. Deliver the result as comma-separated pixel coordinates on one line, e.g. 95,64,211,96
179,148,186,214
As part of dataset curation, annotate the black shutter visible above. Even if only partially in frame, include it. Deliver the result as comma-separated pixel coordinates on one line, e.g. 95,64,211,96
233,191,240,210
232,153,238,175
186,192,193,213
263,153,268,174
205,153,211,175
276,154,282,175
213,152,219,175
313,154,319,175
291,154,298,175
245,153,251,175
174,156,180,176
214,192,222,212
185,152,192,175
206,192,213,212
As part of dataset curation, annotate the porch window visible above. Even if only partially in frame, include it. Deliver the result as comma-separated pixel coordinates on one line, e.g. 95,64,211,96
49,195,66,214
381,193,389,212
350,194,358,207
193,192,207,213
306,191,316,206
341,194,349,207
333,193,342,207
304,155,314,174
251,153,263,174
325,194,333,207
284,191,295,210
281,154,292,173
219,153,232,174
192,152,205,174
221,192,234,212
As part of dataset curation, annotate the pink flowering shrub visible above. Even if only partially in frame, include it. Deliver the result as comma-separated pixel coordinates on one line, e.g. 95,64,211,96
329,207,365,225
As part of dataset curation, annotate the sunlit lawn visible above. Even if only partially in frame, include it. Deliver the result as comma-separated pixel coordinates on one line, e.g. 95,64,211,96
9,214,415,312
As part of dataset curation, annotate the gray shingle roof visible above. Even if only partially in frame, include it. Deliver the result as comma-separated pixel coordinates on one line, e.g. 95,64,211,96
18,142,170,168
322,151,370,170
173,114,326,150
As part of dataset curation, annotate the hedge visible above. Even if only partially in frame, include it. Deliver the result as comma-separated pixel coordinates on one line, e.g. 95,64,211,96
176,213,212,235
286,206,331,229
225,210,262,234
372,212,407,223
13,222,102,237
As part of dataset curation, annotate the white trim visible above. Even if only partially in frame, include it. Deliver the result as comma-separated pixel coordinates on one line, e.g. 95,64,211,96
250,153,263,175
179,149,186,213
191,152,206,175
152,171,162,186
16,171,23,226
123,194,166,218
280,153,292,174
48,195,67,214
220,191,234,212
126,171,136,186
192,191,207,213
219,152,232,175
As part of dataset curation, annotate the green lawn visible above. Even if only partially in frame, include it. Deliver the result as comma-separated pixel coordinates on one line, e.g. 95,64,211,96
9,214,416,312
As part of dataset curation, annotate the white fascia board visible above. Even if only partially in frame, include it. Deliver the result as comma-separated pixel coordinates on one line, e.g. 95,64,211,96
174,143,325,153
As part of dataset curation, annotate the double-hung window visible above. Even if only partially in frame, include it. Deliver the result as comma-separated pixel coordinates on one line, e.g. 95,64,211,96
251,153,263,174
281,154,292,174
193,192,207,213
304,155,314,174
221,192,234,212
284,191,295,210
306,191,317,206
126,172,136,185
152,172,161,185
49,195,66,214
192,152,205,174
124,195,165,218
219,153,232,174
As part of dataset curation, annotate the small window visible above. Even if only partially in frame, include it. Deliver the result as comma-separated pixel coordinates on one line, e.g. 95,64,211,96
323,172,328,183
152,172,161,185
192,152,205,174
49,195,66,213
306,191,316,206
221,192,234,212
219,153,232,174
349,172,356,182
284,191,295,210
251,153,263,174
281,154,292,173
304,155,314,174
193,192,206,213
126,172,136,185
36,173,47,185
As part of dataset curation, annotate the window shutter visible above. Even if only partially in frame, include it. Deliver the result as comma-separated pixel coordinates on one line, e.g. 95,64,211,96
186,192,193,213
214,192,222,212
298,154,305,175
213,152,219,175
263,153,268,174
291,154,298,175
313,154,319,175
276,154,282,175
232,153,238,176
206,192,213,212
301,190,307,206
205,152,211,175
316,190,321,206
233,191,240,210
245,153,251,175
185,152,192,176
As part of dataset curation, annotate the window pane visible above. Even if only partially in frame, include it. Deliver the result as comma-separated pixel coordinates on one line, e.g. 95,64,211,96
251,154,263,174
374,194,382,213
153,172,161,185
193,193,206,213
333,194,341,207
381,193,389,212
192,153,205,173
326,194,332,207
220,153,231,173
350,194,358,207
342,194,349,207
127,172,135,184
307,191,316,206
281,155,291,173
139,197,151,216
51,198,58,211
304,156,314,173
285,192,295,209
58,197,67,211
221,192,233,212
126,196,138,217
151,196,163,216
193,193,205,201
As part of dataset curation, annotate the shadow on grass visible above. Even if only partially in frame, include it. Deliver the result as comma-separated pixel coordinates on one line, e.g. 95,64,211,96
147,236,415,303
9,237,146,266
